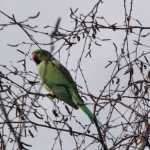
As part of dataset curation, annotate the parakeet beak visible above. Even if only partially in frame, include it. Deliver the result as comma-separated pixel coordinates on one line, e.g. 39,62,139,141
32,52,35,59
32,52,40,64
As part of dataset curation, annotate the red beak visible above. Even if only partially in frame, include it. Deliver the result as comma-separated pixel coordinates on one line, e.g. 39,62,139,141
32,52,40,64
32,52,36,61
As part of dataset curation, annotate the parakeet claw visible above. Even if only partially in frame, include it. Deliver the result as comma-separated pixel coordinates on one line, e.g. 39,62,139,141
47,91,56,99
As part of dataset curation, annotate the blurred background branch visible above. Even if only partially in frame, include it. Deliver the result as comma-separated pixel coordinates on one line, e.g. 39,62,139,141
0,0,150,149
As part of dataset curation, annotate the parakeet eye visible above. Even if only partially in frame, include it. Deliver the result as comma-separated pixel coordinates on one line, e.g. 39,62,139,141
32,53,41,64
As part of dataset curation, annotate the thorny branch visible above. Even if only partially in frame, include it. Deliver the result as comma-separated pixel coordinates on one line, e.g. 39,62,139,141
0,0,150,149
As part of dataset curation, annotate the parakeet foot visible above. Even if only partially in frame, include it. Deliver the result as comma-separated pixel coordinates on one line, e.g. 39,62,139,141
47,91,56,99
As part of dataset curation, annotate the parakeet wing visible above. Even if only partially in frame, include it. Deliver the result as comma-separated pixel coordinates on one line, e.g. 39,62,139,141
38,60,79,109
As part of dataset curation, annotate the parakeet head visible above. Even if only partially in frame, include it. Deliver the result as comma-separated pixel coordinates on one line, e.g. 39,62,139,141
32,49,53,64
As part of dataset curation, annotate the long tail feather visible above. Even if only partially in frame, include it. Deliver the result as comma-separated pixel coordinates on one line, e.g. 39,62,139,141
79,104,95,122
71,88,96,122
80,104,108,149
71,89,108,149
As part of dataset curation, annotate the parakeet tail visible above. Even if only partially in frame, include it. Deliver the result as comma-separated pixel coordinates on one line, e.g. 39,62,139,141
79,104,95,122
71,88,96,122
79,102,108,148
71,89,107,149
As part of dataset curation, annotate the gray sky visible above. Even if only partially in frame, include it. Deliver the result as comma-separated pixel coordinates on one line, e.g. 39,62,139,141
1,0,150,149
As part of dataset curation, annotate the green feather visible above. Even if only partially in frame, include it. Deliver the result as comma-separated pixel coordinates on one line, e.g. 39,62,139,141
70,87,95,122
32,49,106,146
32,49,96,121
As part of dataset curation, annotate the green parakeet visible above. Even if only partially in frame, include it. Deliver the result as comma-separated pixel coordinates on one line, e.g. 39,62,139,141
32,49,97,123
32,49,107,148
